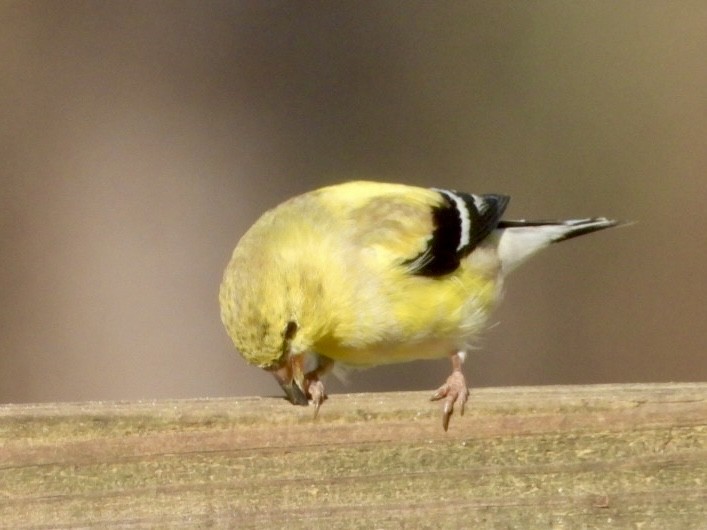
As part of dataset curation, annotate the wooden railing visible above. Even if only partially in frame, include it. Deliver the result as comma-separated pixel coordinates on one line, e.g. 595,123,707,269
1,383,705,528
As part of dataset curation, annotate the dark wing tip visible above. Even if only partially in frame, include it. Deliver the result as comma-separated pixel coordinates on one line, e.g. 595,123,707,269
550,217,620,242
497,217,621,243
405,189,509,277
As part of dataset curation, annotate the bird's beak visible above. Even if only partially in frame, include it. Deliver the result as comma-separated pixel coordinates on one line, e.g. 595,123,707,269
269,356,309,406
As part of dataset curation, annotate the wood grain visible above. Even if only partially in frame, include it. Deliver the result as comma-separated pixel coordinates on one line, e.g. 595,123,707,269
1,383,705,528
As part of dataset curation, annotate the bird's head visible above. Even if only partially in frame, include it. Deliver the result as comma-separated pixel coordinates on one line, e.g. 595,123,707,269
219,243,329,405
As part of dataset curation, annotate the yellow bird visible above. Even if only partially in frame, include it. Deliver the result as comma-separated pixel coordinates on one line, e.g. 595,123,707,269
219,181,617,430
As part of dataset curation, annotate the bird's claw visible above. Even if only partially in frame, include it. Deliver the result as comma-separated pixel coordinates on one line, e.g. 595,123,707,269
431,371,469,431
307,379,327,418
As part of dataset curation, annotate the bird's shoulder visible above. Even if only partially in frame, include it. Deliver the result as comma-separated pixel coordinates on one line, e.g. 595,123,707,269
310,181,509,278
315,181,441,259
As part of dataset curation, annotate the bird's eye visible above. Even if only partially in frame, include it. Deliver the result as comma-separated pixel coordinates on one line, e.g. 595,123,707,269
280,320,298,355
283,320,298,341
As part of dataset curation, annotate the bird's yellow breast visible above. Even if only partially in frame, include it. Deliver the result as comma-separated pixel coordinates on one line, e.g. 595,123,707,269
311,247,501,366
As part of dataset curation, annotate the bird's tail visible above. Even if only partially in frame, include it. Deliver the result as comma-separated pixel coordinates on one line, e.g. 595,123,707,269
495,217,618,274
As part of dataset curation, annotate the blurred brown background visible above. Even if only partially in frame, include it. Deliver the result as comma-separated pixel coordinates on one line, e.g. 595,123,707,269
1,2,705,404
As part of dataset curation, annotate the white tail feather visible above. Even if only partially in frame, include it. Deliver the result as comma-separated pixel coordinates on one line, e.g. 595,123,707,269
496,218,617,274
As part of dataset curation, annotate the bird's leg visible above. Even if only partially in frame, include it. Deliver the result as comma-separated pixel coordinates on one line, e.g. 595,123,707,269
430,351,469,431
303,357,333,418
272,354,331,416
304,375,326,418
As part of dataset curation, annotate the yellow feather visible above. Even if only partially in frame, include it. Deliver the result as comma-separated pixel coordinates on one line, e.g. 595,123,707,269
219,181,502,368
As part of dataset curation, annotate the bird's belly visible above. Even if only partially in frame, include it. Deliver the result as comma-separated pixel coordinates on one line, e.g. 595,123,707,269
314,263,498,367
315,336,462,367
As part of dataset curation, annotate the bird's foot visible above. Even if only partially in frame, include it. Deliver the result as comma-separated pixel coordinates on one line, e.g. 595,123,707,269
305,377,327,418
431,370,469,431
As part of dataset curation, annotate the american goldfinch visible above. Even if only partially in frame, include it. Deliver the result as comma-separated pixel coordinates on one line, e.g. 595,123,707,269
219,181,617,430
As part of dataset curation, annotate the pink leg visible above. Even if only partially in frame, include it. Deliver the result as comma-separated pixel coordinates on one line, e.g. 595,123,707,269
304,375,327,418
303,356,332,418
430,351,469,431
